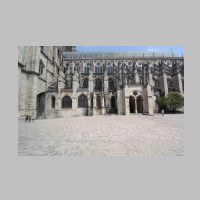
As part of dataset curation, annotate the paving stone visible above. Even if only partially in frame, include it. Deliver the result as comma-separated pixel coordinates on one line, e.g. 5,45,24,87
18,114,184,156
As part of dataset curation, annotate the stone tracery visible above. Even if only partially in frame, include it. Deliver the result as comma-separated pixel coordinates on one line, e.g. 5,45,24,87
18,47,184,118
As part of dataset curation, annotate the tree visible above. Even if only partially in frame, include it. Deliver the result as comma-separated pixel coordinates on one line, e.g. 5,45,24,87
156,92,184,113
156,96,168,111
166,92,184,112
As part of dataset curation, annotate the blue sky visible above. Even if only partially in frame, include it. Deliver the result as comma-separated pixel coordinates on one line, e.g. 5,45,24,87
77,46,183,56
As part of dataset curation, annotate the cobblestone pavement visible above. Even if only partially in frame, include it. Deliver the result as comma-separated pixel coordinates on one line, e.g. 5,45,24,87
18,114,184,156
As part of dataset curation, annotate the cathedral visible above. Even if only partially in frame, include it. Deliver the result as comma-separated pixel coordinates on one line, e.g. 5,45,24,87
18,46,184,119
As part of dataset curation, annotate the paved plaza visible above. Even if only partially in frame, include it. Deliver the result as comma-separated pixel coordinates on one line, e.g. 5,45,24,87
18,114,184,156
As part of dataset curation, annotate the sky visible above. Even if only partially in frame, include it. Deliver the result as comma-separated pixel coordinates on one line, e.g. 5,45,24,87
77,46,183,56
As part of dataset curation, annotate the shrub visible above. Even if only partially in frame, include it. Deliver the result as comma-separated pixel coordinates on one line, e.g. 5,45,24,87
166,92,184,112
156,92,184,113
156,96,168,111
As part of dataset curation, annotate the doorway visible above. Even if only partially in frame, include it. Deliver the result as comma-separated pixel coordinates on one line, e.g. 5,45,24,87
129,96,135,113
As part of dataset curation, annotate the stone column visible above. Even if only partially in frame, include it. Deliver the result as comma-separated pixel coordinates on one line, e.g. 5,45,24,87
25,47,40,115
117,89,123,115
135,69,140,85
134,97,138,114
56,96,61,110
73,79,79,95
87,94,92,116
148,70,154,87
18,67,27,116
101,95,106,115
93,93,96,107
125,97,130,115
72,97,77,116
147,84,154,115
89,71,94,93
163,72,168,96
72,61,75,74
159,70,168,96
56,96,62,117
104,74,108,93
93,92,96,115
178,72,183,95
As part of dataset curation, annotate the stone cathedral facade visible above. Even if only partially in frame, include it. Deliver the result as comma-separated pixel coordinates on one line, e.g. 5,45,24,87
18,46,184,119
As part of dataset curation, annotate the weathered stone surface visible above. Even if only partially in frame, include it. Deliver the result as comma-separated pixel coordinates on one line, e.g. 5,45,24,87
18,47,184,118
18,114,184,156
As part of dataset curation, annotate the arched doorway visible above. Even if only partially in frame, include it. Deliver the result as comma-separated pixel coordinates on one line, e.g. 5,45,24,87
110,96,116,113
36,92,46,118
129,96,135,113
62,95,72,108
78,94,88,108
96,95,101,108
78,94,88,116
51,96,56,109
137,95,143,113
82,78,88,88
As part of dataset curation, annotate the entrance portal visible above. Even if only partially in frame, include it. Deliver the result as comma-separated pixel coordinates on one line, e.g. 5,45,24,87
36,92,46,118
129,96,135,113
137,95,143,113
110,96,117,113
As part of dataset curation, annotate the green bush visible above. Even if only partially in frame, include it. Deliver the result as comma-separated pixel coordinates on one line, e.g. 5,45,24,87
166,92,184,112
156,96,168,111
156,92,184,113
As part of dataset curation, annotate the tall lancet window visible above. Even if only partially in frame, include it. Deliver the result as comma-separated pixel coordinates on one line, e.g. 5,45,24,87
84,63,90,73
82,78,88,88
95,63,102,74
95,79,103,92
108,78,115,91
78,94,88,108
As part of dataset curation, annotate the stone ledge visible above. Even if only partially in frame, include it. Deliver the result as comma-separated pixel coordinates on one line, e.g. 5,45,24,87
21,68,40,76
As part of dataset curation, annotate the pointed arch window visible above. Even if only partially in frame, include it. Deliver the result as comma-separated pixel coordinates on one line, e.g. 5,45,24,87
108,65,114,73
95,63,103,74
108,78,115,91
82,78,88,88
62,95,72,108
78,94,88,108
84,64,90,73
95,79,103,92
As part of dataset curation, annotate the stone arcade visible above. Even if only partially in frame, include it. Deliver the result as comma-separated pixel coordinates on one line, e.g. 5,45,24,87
18,46,184,118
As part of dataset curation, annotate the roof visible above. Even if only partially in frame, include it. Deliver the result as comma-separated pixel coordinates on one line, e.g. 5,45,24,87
63,51,183,60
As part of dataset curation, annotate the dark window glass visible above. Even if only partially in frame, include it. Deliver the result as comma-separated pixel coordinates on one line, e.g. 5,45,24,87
78,95,88,108
51,96,55,108
62,95,72,108
84,66,90,73
95,79,102,91
108,78,115,90
82,79,88,88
